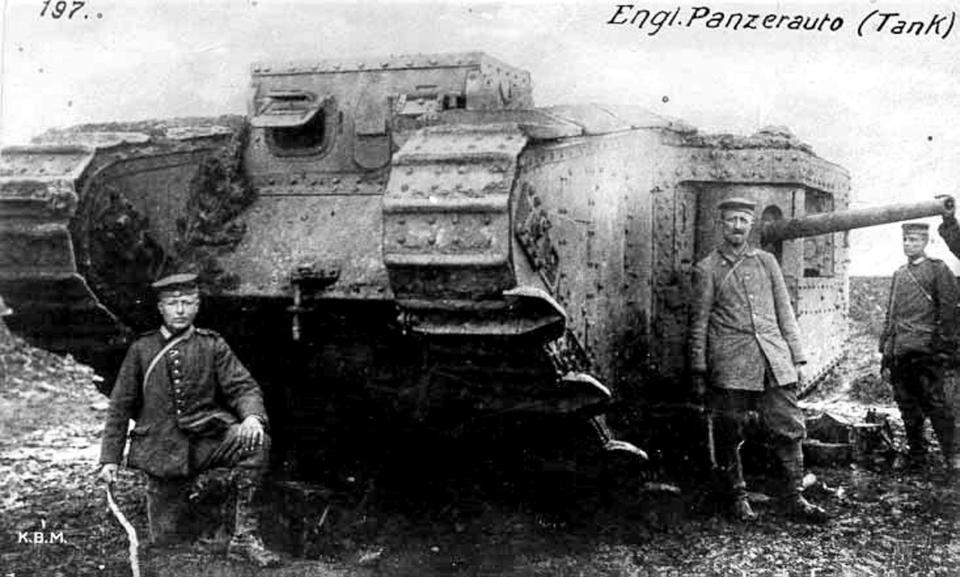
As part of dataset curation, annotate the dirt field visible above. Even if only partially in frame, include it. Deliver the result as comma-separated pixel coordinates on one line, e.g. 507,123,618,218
2,278,960,577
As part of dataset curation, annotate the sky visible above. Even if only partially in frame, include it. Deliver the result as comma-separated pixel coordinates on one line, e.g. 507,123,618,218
2,0,958,274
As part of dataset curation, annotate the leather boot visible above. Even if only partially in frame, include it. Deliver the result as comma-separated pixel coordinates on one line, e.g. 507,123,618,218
893,451,927,473
931,417,956,476
947,453,960,477
777,443,830,524
782,494,830,524
226,472,281,567
731,492,758,522
145,476,191,547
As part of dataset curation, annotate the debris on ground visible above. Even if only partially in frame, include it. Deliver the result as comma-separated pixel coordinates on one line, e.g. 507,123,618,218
2,279,959,576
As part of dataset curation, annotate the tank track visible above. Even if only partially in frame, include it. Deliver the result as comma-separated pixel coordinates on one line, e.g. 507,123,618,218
381,123,647,462
0,124,238,381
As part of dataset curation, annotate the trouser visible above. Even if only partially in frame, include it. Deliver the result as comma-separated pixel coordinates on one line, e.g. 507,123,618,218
146,424,270,545
708,374,806,500
889,352,956,458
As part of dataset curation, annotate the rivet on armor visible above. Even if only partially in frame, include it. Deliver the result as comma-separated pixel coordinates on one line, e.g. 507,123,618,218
397,237,406,245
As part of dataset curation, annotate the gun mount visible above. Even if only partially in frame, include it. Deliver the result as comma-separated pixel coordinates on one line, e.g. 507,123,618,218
761,197,953,244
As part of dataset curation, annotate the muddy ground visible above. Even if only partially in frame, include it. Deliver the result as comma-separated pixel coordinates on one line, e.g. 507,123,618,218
2,277,960,577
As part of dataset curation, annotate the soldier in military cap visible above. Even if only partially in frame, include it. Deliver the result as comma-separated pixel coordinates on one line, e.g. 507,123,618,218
96,273,281,567
881,222,960,475
689,197,829,523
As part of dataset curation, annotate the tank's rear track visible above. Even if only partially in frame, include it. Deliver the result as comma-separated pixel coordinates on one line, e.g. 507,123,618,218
0,120,244,376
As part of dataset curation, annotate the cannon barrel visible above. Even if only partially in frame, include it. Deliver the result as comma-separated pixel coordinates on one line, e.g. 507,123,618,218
761,196,955,243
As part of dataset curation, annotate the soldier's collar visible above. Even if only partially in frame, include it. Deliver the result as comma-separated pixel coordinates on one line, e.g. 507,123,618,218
160,325,195,341
718,243,757,262
908,255,927,266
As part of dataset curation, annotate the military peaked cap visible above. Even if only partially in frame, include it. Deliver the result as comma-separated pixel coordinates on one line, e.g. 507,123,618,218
717,197,757,213
901,222,930,234
151,273,199,294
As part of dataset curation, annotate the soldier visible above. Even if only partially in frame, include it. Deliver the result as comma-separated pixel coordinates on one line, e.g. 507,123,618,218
881,222,960,475
689,197,829,523
96,273,281,567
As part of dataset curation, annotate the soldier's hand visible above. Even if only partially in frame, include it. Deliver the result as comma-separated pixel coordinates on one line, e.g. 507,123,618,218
97,463,118,485
881,367,891,383
237,415,265,454
936,194,956,218
795,364,806,387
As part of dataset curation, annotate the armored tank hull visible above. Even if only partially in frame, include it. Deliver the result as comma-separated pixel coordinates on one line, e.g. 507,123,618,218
0,52,950,482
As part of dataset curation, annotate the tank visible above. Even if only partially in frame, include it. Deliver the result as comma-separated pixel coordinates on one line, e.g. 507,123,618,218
0,51,952,483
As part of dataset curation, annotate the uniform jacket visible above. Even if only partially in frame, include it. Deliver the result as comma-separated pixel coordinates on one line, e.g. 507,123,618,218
99,325,268,478
939,215,960,260
880,256,959,360
689,244,807,391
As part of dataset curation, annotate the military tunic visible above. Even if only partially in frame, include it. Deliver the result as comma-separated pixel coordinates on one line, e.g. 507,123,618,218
880,256,959,359
880,256,958,459
689,244,809,498
100,325,268,479
689,245,807,390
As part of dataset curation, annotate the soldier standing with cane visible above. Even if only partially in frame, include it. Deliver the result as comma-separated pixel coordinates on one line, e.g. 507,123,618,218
689,198,829,524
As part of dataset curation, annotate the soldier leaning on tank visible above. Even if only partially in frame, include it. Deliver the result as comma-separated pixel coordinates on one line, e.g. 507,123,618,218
880,223,960,475
688,197,830,524
95,273,281,567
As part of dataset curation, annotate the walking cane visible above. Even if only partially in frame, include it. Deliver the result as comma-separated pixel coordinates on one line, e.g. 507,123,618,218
105,483,141,577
